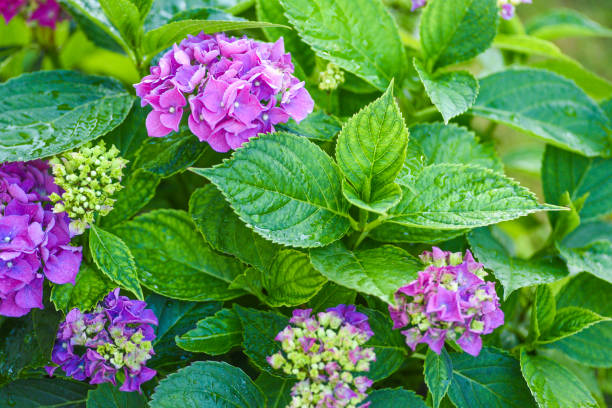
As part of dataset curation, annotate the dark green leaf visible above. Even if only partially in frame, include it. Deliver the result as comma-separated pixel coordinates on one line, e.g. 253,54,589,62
307,282,356,312
0,378,90,408
176,308,242,355
255,372,295,408
424,348,453,408
102,97,149,162
101,169,160,227
86,383,146,408
144,0,243,30
529,285,556,342
365,388,428,408
276,110,342,142
51,263,113,312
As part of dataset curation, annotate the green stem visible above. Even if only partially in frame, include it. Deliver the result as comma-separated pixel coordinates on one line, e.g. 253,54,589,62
409,105,440,124
352,215,387,250
410,352,426,360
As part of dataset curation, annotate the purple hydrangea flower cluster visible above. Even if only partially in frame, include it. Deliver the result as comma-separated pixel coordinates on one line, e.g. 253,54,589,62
410,0,531,19
267,305,376,408
0,0,63,28
47,288,158,393
134,32,314,152
388,247,504,356
0,160,82,317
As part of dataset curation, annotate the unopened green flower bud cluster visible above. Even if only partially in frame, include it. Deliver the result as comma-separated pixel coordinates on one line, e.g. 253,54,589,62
319,63,345,91
49,141,126,234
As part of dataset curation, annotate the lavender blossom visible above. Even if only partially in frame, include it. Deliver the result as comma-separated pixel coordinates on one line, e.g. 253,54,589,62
389,247,504,356
1,0,63,28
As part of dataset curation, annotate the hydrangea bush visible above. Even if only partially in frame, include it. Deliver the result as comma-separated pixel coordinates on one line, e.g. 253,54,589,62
0,0,611,407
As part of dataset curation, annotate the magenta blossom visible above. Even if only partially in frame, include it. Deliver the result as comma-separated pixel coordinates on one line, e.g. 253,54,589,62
409,0,530,19
389,247,504,356
1,0,63,27
0,160,82,317
134,32,314,152
47,288,158,393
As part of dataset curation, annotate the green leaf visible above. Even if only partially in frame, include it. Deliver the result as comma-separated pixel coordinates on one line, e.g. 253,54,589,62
307,282,356,312
101,169,160,227
150,361,265,408
557,240,612,284
387,164,558,230
189,185,279,272
87,383,146,408
448,347,537,408
229,267,265,298
144,0,244,30
493,34,568,60
365,388,428,408
310,242,421,305
424,348,453,408
99,0,142,50
276,110,342,142
89,224,143,300
176,308,242,355
0,378,91,408
420,0,499,69
50,263,113,312
0,70,133,163
471,68,611,157
193,132,351,248
129,0,153,20
520,350,598,408
279,0,405,90
370,223,468,244
146,295,221,369
358,306,407,381
414,59,479,124
336,81,408,213
468,228,567,299
114,209,245,301
529,285,556,342
543,145,612,222
142,20,285,57
526,8,612,40
255,373,295,408
538,306,609,344
234,306,289,376
262,249,326,307
102,104,150,161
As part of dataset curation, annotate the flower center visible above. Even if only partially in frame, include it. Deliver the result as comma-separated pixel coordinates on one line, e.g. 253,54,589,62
168,106,176,113
3,236,10,243
6,261,12,268
234,102,239,108
262,114,269,121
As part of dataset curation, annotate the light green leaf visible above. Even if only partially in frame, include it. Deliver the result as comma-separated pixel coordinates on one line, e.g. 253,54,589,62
87,383,146,408
370,223,468,244
129,0,153,20
229,267,265,299
279,0,405,90
420,0,499,69
143,0,244,30
538,306,609,344
387,164,558,230
468,228,567,299
0,379,90,408
255,372,295,408
493,34,568,60
150,361,265,408
557,240,612,284
276,110,342,142
189,185,279,272
306,282,356,312
365,388,428,408
51,263,113,312
526,8,612,40
99,0,142,50
448,348,537,408
262,249,327,307
336,81,408,213
193,132,351,248
89,224,143,300
114,209,245,301
142,19,285,58
529,285,556,342
471,69,611,157
424,348,453,408
543,145,612,222
310,242,421,305
520,350,597,408
414,59,479,124
0,70,133,163
176,308,242,355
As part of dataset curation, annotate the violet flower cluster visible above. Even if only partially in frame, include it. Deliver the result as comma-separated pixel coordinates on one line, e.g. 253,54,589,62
411,0,531,19
389,247,504,356
267,305,376,408
47,288,158,393
0,160,82,317
0,0,63,28
134,32,314,152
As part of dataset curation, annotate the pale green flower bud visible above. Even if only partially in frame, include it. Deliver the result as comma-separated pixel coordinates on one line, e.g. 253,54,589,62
318,63,345,91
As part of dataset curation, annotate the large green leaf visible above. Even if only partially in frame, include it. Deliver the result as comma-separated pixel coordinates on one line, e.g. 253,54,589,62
189,185,279,272
526,8,612,40
276,110,342,142
520,350,597,408
414,59,479,124
102,104,149,161
99,0,142,50
529,285,556,342
448,348,537,408
87,383,146,408
150,361,265,408
89,224,143,300
279,0,405,90
262,249,326,307
365,388,428,408
336,81,408,213
0,378,91,408
468,228,568,299
538,307,608,344
471,69,611,157
542,145,612,222
420,0,498,69
307,282,357,312
557,240,612,284
370,223,468,244
424,348,453,408
0,70,133,162
255,373,294,408
388,164,557,230
309,242,421,305
114,209,245,301
50,263,113,312
492,34,568,60
193,132,351,248
176,308,242,355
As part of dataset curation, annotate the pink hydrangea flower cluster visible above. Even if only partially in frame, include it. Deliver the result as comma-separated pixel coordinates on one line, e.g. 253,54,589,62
0,0,63,28
47,289,158,393
267,305,376,408
388,247,504,356
0,160,82,317
410,0,531,19
134,32,314,152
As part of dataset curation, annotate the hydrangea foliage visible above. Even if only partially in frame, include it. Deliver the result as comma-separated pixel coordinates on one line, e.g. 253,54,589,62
411,0,532,19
